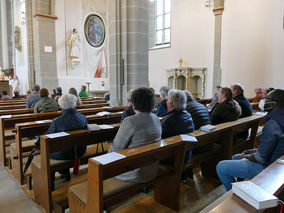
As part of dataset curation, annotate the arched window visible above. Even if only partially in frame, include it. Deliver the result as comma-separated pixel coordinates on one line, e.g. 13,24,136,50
155,0,171,46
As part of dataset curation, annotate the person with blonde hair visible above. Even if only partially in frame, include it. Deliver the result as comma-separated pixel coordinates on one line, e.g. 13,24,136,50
69,87,82,105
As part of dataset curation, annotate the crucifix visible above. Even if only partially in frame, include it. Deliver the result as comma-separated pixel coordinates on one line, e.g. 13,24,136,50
179,58,184,68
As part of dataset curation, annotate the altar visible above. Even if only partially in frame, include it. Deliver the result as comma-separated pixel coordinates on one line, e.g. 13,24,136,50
89,89,109,98
0,80,10,95
166,67,207,99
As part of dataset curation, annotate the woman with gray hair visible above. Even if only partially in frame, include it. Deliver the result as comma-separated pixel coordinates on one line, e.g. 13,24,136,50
46,94,87,181
161,89,194,139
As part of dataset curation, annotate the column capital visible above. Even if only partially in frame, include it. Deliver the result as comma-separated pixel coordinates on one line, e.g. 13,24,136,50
213,0,225,16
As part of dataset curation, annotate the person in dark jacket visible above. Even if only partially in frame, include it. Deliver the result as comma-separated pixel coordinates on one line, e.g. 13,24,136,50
161,89,194,138
231,83,252,118
47,94,88,180
156,86,170,117
217,89,284,191
12,89,22,99
121,89,135,121
210,87,242,125
184,90,210,130
231,83,252,140
47,94,87,160
26,85,41,108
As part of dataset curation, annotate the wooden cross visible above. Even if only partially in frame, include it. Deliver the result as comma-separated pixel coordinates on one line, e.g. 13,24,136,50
86,82,91,97
179,58,183,68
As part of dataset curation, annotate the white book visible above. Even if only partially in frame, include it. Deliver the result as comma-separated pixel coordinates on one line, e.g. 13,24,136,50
96,111,112,117
180,134,198,142
232,181,278,210
87,124,100,131
200,124,216,132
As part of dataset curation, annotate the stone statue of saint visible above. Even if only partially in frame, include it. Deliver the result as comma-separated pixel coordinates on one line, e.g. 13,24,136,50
68,28,80,68
14,26,22,52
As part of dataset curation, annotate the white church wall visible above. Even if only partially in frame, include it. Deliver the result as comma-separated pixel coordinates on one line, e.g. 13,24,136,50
55,0,109,94
149,0,215,98
150,0,284,99
221,0,284,98
13,1,29,94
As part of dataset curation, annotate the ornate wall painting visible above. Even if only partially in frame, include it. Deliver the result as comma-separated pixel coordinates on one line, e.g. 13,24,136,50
84,14,106,48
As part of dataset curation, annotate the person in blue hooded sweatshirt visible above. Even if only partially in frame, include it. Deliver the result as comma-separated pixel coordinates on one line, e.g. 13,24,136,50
216,89,284,191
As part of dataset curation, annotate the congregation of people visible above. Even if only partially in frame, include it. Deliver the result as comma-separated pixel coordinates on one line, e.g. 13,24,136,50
1,82,283,195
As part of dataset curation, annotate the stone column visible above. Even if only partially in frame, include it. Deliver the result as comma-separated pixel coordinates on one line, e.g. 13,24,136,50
31,0,58,91
0,0,9,69
109,0,149,105
212,0,224,95
32,14,58,91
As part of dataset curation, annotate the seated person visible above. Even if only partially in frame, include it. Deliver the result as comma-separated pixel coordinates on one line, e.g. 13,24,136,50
264,87,274,97
161,89,194,138
108,87,161,183
231,83,252,140
156,86,170,117
161,89,194,181
26,85,41,108
12,89,21,99
231,83,252,118
1,90,11,99
184,90,210,130
216,89,284,191
207,85,222,110
121,89,135,121
210,87,241,125
34,88,58,113
104,93,110,100
56,87,63,97
47,94,87,180
51,89,57,99
69,87,82,105
252,87,264,103
79,85,88,97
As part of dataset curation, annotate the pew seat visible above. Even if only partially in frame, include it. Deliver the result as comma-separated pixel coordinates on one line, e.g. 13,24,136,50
184,143,222,170
32,143,111,172
69,164,172,205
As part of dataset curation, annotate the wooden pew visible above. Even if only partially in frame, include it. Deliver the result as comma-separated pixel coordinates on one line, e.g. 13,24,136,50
184,115,262,179
32,124,124,213
11,112,123,185
0,101,26,106
66,115,264,213
81,100,108,104
0,98,25,103
0,108,34,116
0,104,27,110
201,154,284,213
0,106,127,165
68,136,186,213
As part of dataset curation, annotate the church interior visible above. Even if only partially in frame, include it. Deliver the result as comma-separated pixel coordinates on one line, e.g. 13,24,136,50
0,0,283,212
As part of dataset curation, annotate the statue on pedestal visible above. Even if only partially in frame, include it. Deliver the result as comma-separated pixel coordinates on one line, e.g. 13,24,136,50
68,28,80,68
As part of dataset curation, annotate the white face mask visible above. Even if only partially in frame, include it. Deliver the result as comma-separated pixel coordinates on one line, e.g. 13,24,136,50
258,99,265,111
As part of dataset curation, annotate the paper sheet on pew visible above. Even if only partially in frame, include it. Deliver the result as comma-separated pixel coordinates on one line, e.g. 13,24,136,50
35,120,52,124
255,111,268,116
92,152,126,165
180,134,198,142
46,132,70,138
98,124,114,129
96,111,112,116
1,115,12,118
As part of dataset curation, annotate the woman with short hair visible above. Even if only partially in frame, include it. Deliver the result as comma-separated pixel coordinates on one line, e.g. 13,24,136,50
210,87,241,125
47,94,87,160
108,87,161,183
161,89,194,139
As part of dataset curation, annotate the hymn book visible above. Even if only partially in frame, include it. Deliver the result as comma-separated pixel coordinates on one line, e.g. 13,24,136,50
232,181,278,210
